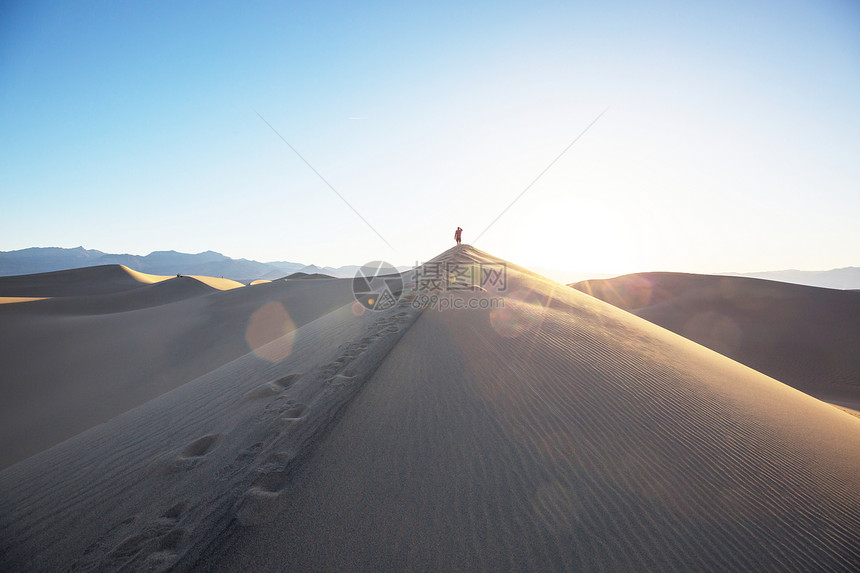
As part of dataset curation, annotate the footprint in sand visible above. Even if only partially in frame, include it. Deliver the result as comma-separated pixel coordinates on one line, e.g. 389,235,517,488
280,402,309,424
234,469,294,526
320,361,342,377
180,434,221,459
161,501,188,520
244,373,302,399
234,486,288,526
107,506,188,570
149,433,223,475
73,501,190,572
325,374,356,389
329,347,362,369
215,441,265,481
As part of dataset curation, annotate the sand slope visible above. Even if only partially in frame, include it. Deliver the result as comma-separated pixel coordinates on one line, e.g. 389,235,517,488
571,272,860,407
211,248,860,572
0,278,419,571
0,264,170,297
0,297,49,304
0,271,353,468
1,247,858,571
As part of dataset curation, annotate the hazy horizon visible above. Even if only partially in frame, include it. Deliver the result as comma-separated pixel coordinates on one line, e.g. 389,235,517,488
3,1,858,277
2,244,858,288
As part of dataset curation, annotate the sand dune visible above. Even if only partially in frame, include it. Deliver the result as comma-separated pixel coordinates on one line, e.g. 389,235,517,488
571,272,860,407
284,271,336,280
185,275,245,291
0,296,49,305
0,271,352,468
211,247,860,572
3,275,218,316
1,247,858,571
0,263,241,300
0,264,170,297
0,278,419,571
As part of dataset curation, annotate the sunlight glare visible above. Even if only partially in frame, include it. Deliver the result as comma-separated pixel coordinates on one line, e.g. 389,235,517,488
245,302,297,362
490,288,545,338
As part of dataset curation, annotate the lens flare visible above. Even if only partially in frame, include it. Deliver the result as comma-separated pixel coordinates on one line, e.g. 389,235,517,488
489,288,545,338
245,302,296,362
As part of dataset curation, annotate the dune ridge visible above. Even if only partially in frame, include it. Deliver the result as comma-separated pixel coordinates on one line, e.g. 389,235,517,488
0,246,858,571
0,282,422,571
122,266,174,285
212,247,860,572
184,275,244,291
0,296,49,305
0,264,163,297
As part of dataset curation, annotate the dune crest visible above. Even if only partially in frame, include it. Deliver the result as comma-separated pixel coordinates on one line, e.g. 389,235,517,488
185,275,244,290
0,296,49,305
1,246,858,572
121,265,244,291
216,245,860,571
120,265,173,284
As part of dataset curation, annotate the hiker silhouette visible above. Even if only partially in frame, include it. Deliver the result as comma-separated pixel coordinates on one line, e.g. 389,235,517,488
455,227,462,245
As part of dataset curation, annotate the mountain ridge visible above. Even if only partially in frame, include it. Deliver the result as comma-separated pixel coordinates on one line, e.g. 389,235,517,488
0,247,384,281
721,267,860,290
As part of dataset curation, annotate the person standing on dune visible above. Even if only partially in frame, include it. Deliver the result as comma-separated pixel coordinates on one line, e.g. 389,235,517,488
455,227,463,245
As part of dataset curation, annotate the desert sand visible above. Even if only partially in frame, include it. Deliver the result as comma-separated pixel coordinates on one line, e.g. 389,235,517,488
0,265,354,468
571,272,860,410
1,247,858,572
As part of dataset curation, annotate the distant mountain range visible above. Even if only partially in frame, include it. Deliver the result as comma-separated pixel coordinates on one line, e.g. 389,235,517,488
721,267,860,290
2,247,857,289
0,247,384,282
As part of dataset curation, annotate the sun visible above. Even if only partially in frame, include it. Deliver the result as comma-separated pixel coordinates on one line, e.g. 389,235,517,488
482,194,639,275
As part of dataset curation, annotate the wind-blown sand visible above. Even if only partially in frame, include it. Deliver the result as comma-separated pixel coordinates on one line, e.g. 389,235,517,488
571,272,860,409
1,248,858,571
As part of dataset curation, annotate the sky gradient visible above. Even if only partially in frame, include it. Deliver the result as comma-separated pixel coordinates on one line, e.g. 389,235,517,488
2,0,858,280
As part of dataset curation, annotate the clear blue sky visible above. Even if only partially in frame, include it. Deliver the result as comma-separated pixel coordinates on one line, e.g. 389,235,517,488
2,0,858,279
